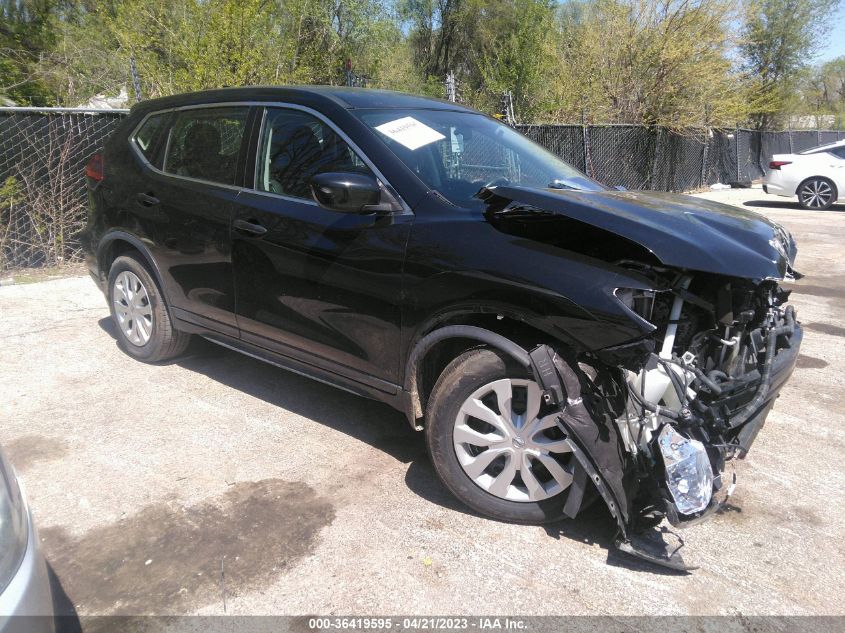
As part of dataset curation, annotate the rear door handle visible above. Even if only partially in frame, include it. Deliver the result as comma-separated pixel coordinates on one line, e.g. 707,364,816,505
233,218,268,236
136,192,160,207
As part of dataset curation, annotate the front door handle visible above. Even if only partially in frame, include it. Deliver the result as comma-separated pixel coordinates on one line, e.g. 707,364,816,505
233,218,268,236
136,192,160,207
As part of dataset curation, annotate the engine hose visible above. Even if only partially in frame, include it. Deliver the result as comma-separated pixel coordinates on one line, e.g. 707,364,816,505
627,384,681,421
707,369,729,384
728,305,794,429
657,357,689,405
691,366,723,395
626,306,794,428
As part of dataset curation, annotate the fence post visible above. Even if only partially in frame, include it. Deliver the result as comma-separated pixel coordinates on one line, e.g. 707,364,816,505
735,125,741,184
445,71,456,103
650,127,663,191
129,57,142,103
787,121,794,154
582,124,593,179
701,128,709,188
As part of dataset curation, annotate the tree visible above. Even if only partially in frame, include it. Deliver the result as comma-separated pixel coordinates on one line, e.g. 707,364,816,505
475,0,557,120
739,0,836,129
2,0,841,128
548,0,747,128
797,57,845,127
401,0,558,119
0,0,56,104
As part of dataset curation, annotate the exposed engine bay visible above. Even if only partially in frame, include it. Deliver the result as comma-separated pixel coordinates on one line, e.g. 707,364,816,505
612,267,799,521
530,267,803,570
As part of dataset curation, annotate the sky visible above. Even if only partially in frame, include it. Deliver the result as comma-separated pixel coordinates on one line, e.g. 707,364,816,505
817,0,845,62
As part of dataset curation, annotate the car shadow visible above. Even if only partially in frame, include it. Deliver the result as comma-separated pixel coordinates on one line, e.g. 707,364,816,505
97,318,423,466
743,199,845,211
96,318,677,574
48,562,82,633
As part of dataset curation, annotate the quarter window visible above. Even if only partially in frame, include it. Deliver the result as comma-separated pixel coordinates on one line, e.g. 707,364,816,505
256,108,372,200
132,113,168,163
164,107,249,186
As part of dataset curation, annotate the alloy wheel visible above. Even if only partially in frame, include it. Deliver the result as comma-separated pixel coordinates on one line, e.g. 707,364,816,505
113,270,153,346
452,378,573,502
799,179,833,209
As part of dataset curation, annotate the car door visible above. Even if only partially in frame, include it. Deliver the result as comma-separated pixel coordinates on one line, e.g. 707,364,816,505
828,146,845,198
138,105,252,337
231,105,413,387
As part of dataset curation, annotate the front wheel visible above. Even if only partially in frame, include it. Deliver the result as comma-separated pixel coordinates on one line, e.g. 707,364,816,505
425,348,575,523
798,177,837,210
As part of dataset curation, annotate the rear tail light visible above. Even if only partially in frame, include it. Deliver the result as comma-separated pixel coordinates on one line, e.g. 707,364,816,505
85,153,103,181
769,160,791,170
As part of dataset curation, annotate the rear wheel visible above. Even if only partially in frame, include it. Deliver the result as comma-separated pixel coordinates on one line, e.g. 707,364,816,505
798,177,837,210
425,348,575,523
107,254,190,362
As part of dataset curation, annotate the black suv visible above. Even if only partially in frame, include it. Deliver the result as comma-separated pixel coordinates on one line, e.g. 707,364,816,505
84,87,801,549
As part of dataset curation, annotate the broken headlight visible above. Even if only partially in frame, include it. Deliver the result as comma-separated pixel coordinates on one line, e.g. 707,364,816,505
657,425,713,515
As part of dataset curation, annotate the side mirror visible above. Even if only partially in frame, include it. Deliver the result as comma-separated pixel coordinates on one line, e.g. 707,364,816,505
310,172,385,214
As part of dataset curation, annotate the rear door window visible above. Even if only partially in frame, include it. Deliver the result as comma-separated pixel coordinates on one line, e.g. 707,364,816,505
163,107,249,186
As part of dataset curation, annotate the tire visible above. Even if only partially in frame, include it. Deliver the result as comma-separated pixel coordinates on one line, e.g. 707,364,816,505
107,254,190,362
425,348,575,524
797,177,837,210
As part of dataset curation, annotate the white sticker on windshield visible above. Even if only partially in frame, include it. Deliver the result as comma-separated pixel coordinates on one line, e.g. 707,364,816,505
375,116,445,150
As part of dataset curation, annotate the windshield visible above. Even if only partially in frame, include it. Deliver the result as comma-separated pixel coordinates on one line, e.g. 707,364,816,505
355,109,606,208
799,141,845,155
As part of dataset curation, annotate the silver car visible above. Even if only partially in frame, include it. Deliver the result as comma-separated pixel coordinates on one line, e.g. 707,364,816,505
0,448,54,632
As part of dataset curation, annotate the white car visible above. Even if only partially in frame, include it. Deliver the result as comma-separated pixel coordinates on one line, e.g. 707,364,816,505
0,448,54,631
763,139,845,209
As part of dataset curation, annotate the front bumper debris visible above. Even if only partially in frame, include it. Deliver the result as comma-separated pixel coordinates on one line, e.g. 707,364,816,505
527,312,802,570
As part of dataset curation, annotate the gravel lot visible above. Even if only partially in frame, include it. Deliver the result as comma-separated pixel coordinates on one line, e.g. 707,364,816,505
1,186,843,617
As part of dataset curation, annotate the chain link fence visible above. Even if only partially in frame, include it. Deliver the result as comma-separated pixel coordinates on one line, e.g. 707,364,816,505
519,124,845,191
1,106,844,272
1,107,126,272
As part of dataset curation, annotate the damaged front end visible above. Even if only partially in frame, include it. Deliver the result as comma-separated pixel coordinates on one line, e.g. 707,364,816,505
535,270,803,570
609,269,800,515
479,185,804,570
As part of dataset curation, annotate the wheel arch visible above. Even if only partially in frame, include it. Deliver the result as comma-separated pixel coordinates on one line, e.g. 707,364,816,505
97,231,171,304
402,309,580,431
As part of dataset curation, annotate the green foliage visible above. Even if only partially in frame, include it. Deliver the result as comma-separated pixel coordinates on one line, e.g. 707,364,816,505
547,0,749,128
798,56,845,126
1,0,842,127
0,176,22,268
0,0,57,104
0,175,21,206
474,0,557,119
739,0,836,129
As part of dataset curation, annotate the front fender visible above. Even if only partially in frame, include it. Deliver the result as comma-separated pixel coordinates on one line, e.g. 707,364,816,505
401,269,652,363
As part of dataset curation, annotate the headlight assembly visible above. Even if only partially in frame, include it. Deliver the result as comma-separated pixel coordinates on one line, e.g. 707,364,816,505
0,449,28,594
657,424,713,515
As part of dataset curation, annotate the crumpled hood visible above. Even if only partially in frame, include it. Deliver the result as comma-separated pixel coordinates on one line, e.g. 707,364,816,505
482,186,798,280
